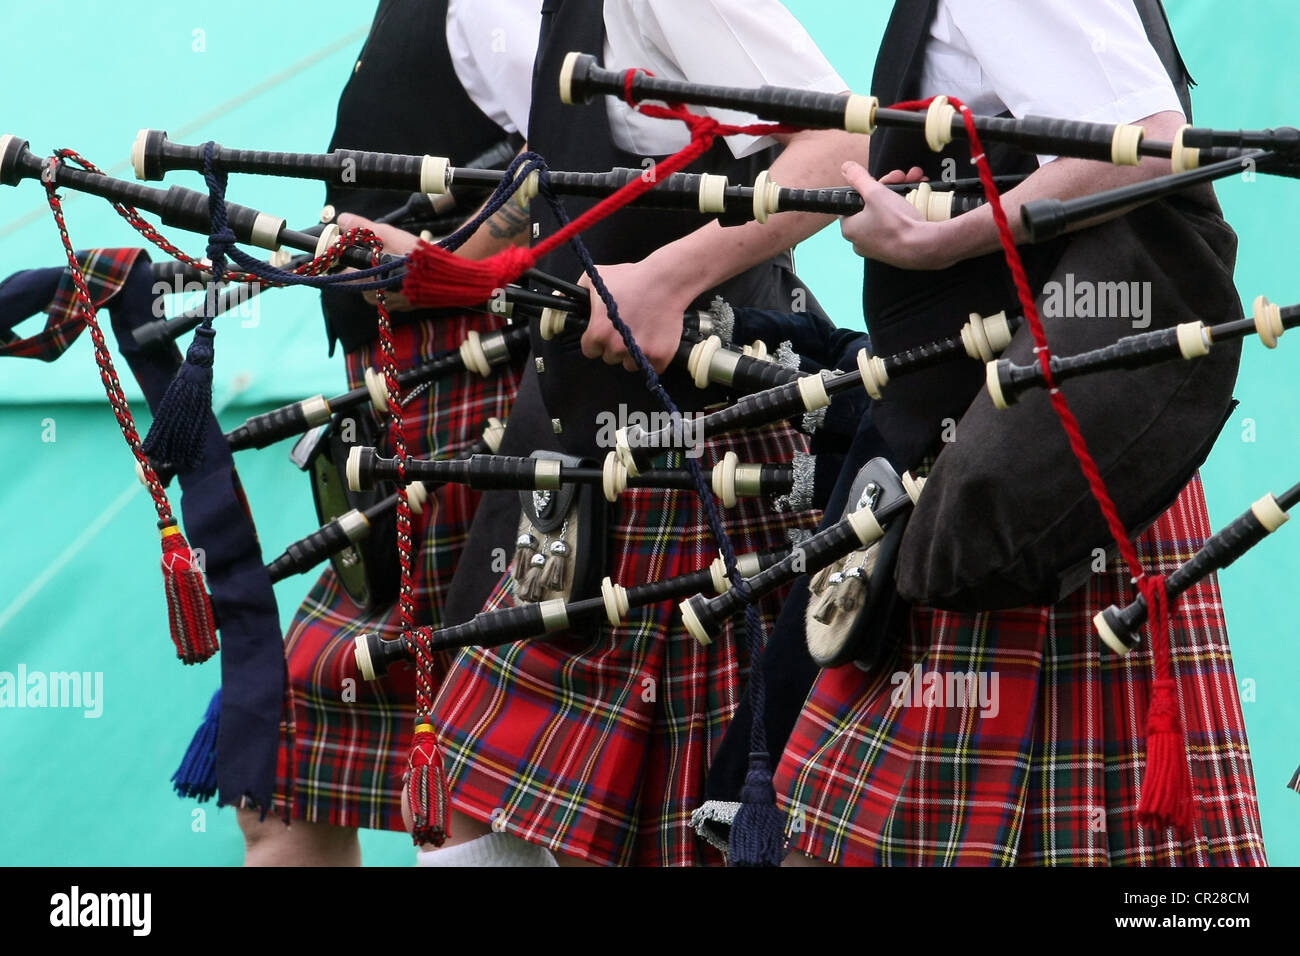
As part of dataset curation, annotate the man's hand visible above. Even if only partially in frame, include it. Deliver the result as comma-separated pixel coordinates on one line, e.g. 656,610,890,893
837,163,951,270
577,260,697,374
336,213,421,311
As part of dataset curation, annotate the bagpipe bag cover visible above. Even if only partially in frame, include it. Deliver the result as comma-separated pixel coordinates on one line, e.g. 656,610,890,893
895,193,1240,610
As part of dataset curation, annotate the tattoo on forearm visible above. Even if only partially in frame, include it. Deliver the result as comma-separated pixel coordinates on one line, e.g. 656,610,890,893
486,203,533,240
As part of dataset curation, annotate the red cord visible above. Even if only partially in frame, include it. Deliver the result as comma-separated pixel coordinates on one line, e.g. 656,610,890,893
887,96,1193,831
43,170,174,523
44,160,219,664
53,150,374,287
404,73,799,310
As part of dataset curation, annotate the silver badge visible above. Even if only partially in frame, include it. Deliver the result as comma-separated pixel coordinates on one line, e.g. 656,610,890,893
533,489,552,516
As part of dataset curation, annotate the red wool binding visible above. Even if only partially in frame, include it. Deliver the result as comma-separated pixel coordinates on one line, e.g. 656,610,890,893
367,237,453,846
160,523,220,664
1136,574,1193,831
403,69,797,309
407,723,450,846
402,244,536,313
895,95,1197,834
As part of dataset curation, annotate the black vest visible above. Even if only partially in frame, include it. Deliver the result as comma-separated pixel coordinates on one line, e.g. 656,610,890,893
320,0,509,355
863,0,1195,469
526,0,799,459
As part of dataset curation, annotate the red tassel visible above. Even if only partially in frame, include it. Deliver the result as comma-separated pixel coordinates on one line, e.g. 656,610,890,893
1137,678,1194,832
406,722,451,847
1136,574,1194,834
403,242,536,309
160,522,219,665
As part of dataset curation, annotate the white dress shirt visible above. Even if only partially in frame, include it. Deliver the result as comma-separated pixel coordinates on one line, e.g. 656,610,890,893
446,0,846,160
919,0,1185,164
445,0,542,137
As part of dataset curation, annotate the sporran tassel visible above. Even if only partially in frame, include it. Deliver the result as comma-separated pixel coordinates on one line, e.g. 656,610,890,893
835,565,866,614
541,539,569,593
517,551,549,603
809,561,837,594
512,533,537,579
811,572,843,625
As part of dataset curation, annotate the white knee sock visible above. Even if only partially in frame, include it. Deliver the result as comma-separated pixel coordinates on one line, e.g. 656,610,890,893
416,831,559,867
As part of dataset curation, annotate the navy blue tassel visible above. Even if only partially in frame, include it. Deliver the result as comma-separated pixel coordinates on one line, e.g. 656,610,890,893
141,322,215,471
729,751,786,866
540,179,785,866
171,688,221,801
142,142,233,474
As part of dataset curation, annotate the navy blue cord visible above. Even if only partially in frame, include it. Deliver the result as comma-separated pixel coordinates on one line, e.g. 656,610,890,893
535,171,768,752
201,142,231,327
200,145,400,289
439,152,548,253
198,151,549,295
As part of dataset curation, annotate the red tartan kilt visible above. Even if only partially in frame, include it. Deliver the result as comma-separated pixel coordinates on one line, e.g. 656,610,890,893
431,420,820,866
775,475,1267,866
273,312,522,832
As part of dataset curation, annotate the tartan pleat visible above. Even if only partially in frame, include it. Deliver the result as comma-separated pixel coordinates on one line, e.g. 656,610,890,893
272,312,521,831
775,476,1266,866
432,422,819,866
0,248,142,360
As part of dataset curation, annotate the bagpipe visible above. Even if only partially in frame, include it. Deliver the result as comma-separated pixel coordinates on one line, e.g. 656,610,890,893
263,419,505,591
1021,147,1298,242
0,135,387,272
558,51,1287,170
989,296,1297,408
346,444,832,512
0,136,528,808
132,135,525,348
679,459,923,646
613,309,1018,475
3,130,824,602
1094,478,1298,654
0,115,871,842
130,128,1013,225
543,52,1300,851
353,546,790,681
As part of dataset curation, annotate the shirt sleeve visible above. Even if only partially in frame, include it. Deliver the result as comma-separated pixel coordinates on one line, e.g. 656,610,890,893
942,0,1184,163
607,0,847,159
446,0,541,139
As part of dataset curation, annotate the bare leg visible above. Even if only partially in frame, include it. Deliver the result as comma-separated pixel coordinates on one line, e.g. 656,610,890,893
238,809,361,867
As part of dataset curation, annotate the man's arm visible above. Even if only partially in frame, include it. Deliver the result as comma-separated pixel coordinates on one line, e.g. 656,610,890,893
579,126,869,372
838,110,1189,271
341,143,535,310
